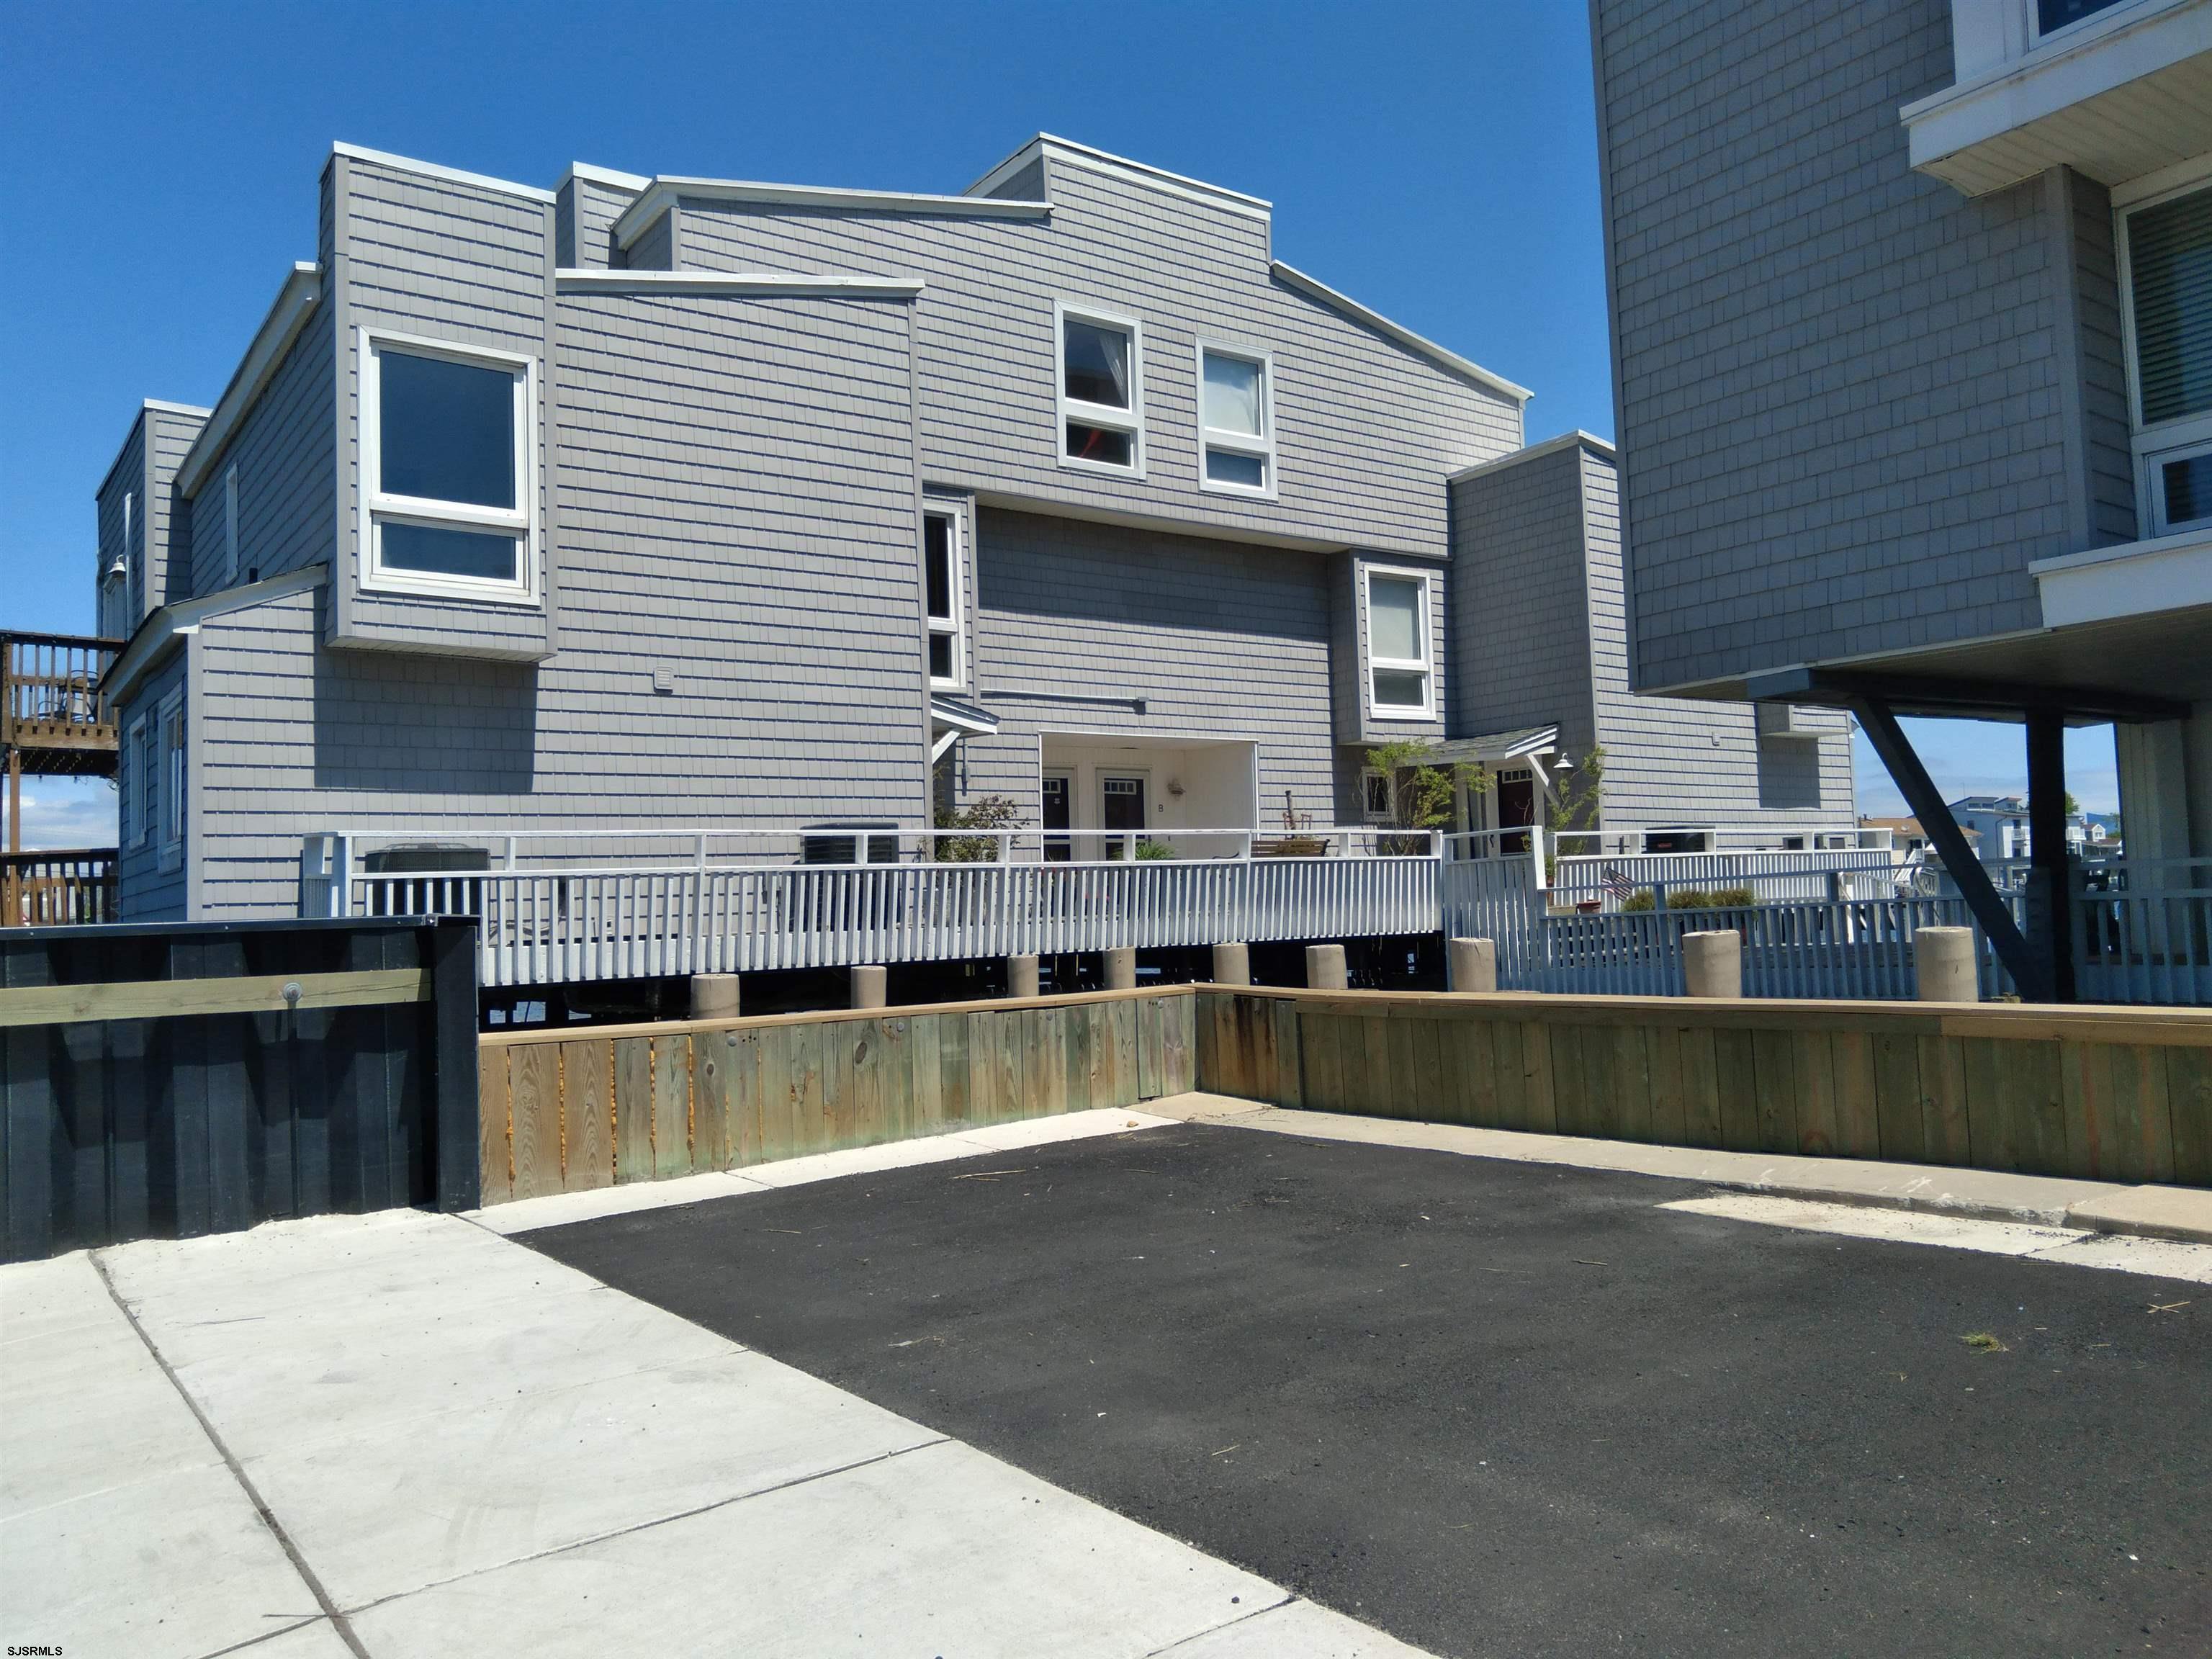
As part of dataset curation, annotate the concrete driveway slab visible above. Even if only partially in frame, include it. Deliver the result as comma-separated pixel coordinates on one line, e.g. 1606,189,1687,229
1156,1599,1433,1657
348,1438,1285,1659
467,1167,770,1233
245,1347,945,1611
1,1462,321,1659
142,1277,737,1462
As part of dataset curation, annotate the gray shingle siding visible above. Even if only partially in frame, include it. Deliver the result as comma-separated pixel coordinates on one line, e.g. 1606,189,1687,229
143,408,204,610
95,420,145,632
182,295,335,600
114,656,188,921
955,507,1336,827
330,153,555,659
183,284,934,917
674,155,1520,557
1449,446,1599,758
1592,0,2138,694
556,173,639,271
624,207,675,272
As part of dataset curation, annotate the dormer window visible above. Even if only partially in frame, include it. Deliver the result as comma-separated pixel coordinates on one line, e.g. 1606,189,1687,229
359,331,539,602
1056,302,1143,476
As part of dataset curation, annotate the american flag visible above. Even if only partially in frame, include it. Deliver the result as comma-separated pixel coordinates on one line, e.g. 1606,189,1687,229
1602,866,1636,902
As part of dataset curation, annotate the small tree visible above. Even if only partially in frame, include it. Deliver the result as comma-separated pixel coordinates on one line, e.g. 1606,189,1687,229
1364,739,1491,854
1542,745,1607,881
933,793,1021,863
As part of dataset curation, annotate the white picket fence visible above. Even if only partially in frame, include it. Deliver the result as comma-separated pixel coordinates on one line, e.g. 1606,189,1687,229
350,855,1439,988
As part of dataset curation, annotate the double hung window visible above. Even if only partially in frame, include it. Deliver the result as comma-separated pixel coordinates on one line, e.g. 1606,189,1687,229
361,331,538,601
922,508,965,688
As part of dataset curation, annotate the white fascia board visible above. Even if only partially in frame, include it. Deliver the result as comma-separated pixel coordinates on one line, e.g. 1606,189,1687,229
2031,525,2212,626
1447,430,1614,485
555,269,925,300
562,161,651,194
176,264,322,498
102,565,328,705
613,176,1048,248
332,141,556,204
966,133,1274,221
1272,261,1534,404
1899,0,2212,174
98,399,215,499
143,397,215,418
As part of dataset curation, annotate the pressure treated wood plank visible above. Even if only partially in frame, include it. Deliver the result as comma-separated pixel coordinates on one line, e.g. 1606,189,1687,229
850,1017,887,1145
1452,1014,1498,1129
999,1007,1027,1118
910,1013,943,1137
935,1010,969,1129
1491,1019,1528,1131
1918,1035,1972,1166
1351,1015,1388,1118
609,1037,650,1184
1272,997,1304,1109
1110,999,1139,1107
1134,997,1159,1102
561,1039,613,1191
1869,1030,1925,1164
725,1028,763,1167
2060,1040,2113,1180
1064,1003,1094,1112
757,1023,796,1161
1713,1028,1760,1152
1554,1024,1597,1140
510,1042,563,1201
966,1010,999,1125
1303,1012,1345,1115
1194,992,1225,1100
1385,1016,1419,1122
698,1026,734,1168
1791,1030,1839,1158
1411,1018,1446,1126
2011,1040,2069,1178
1159,997,1192,1099
1750,1030,1800,1155
2109,1043,2175,1186
477,1046,511,1206
1961,1037,2015,1172
652,1035,690,1178
1521,1022,1556,1133
826,1020,860,1148
1678,1024,1722,1148
886,1016,917,1143
1645,1025,1686,1147
2165,1045,2212,1188
1827,1030,1879,1159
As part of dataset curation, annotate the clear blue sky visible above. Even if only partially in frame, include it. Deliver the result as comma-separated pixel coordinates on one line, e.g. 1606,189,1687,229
0,0,2110,845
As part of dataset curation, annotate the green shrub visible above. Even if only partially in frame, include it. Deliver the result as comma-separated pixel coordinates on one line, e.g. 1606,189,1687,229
1622,889,1657,912
1135,839,1174,860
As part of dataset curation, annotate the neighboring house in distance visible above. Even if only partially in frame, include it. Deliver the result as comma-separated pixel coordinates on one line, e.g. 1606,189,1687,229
94,135,1853,927
1591,0,2212,999
1946,796,2035,862
1858,815,1984,859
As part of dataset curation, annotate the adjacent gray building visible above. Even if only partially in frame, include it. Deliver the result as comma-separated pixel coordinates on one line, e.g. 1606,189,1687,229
1592,0,2212,997
96,135,1853,927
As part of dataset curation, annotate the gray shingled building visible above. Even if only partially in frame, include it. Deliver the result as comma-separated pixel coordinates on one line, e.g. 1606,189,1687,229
1591,0,2212,999
95,135,1852,935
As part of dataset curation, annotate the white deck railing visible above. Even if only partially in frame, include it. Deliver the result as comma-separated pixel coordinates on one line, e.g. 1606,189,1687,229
325,844,1439,988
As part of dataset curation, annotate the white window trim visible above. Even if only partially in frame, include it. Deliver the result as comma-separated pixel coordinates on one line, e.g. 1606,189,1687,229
1361,767,1393,824
125,714,149,848
2116,163,2212,536
357,327,540,604
224,464,240,585
923,504,967,691
1053,300,1146,479
1194,340,1277,500
157,693,184,872
1364,567,1436,721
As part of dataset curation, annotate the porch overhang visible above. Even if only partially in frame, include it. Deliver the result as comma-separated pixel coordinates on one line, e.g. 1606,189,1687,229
930,693,1000,763
1424,724,1560,765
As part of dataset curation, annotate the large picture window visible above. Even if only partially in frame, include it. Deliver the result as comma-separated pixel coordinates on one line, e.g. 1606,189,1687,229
2121,178,2212,536
360,331,537,601
1364,570,1434,719
1197,343,1274,497
1055,302,1143,476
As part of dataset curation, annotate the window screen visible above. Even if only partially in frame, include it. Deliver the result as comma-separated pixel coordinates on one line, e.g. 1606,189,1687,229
2131,184,2212,428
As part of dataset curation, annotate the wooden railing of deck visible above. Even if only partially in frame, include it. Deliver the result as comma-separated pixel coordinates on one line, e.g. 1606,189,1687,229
3,631,121,763
2,848,119,927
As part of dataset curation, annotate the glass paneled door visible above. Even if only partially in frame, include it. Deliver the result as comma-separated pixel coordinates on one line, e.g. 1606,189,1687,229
1102,775,1146,859
1043,774,1071,863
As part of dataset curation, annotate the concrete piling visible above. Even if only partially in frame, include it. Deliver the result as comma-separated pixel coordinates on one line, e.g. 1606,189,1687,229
1103,948,1138,991
851,965,888,1009
1915,926,1979,1003
1682,930,1742,999
1447,936,1498,993
689,974,741,1020
1211,941,1251,986
1305,943,1349,990
1007,954,1040,999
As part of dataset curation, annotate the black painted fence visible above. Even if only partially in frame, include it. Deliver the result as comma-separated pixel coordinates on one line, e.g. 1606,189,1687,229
1,917,479,1262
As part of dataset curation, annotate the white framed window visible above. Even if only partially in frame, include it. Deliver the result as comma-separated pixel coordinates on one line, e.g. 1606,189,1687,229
1054,301,1143,477
1362,768,1393,823
922,505,966,688
159,694,185,872
224,464,240,585
1364,569,1434,720
359,328,539,603
125,715,150,848
2031,0,2131,48
2118,173,2212,537
1195,342,1275,497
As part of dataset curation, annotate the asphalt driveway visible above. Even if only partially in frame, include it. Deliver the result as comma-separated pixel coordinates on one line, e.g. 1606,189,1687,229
529,1123,2212,1659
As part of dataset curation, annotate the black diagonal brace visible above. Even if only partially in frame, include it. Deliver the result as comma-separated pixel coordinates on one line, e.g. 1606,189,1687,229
1851,696,2049,1002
